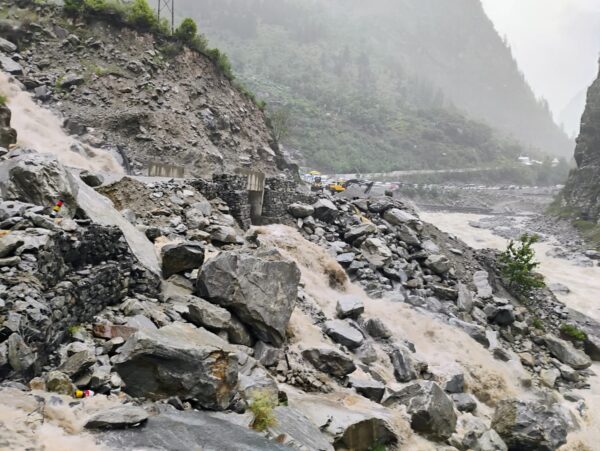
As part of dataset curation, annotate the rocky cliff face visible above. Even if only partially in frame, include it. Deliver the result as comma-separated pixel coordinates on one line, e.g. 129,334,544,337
0,1,294,178
562,62,600,222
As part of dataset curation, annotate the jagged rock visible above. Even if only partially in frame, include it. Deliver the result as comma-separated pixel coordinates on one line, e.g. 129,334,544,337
383,208,418,225
397,224,421,245
492,399,568,451
99,409,288,451
388,345,418,382
364,318,392,339
0,55,22,75
349,376,385,402
176,295,231,331
253,341,282,367
457,283,474,313
113,323,238,409
210,225,240,244
324,320,364,349
268,406,334,451
489,305,516,327
540,368,560,388
7,333,35,375
336,252,355,265
58,349,96,378
59,72,85,89
336,295,364,319
344,223,377,242
0,233,23,258
0,153,79,213
0,105,17,149
302,347,356,377
431,364,464,393
0,37,16,53
544,334,592,370
126,315,157,332
196,248,301,346
474,430,508,451
161,242,205,278
312,199,338,222
85,405,149,430
227,315,255,347
93,324,138,340
288,203,314,218
384,381,457,440
45,371,75,396
425,254,451,275
451,393,477,413
79,171,104,187
473,271,493,299
361,237,392,268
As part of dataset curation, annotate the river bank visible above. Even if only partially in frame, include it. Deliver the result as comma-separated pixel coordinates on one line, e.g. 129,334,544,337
421,210,600,450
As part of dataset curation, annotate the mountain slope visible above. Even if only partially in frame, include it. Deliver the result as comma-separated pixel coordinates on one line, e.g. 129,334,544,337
166,0,572,172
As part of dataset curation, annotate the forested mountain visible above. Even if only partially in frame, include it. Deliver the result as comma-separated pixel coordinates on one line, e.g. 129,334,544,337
166,0,573,172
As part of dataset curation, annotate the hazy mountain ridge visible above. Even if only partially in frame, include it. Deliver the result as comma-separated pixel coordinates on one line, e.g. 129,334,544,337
167,0,572,172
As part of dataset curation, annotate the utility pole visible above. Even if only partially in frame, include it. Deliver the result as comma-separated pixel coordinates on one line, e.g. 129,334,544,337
157,0,175,34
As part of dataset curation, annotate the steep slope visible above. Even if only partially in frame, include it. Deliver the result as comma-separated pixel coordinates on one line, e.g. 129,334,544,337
561,62,600,223
0,1,294,178
559,88,587,138
167,0,572,172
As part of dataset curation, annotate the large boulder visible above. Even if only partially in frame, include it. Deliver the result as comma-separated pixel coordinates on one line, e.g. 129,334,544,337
176,295,232,331
344,223,377,242
336,295,365,319
383,208,418,225
491,399,569,451
361,238,392,268
288,203,314,219
113,323,238,410
268,406,334,451
473,271,493,299
324,320,364,349
161,242,205,278
312,199,338,222
424,254,452,275
0,153,79,214
544,334,592,370
302,347,356,378
196,248,301,347
384,381,457,441
99,409,289,451
389,345,418,382
85,405,149,430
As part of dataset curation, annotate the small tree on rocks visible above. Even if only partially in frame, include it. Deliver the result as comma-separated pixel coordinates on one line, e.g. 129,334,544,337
499,233,545,295
175,18,198,44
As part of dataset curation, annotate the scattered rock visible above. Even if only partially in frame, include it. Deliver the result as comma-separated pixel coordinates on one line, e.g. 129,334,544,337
324,320,364,349
336,295,365,319
288,203,314,219
312,199,338,222
544,334,592,370
302,348,356,378
161,242,205,278
85,405,149,430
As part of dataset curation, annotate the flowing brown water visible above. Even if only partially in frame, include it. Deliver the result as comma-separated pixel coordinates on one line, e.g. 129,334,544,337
420,211,600,450
0,72,123,173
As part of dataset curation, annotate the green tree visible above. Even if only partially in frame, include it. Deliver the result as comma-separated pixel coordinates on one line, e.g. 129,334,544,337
499,234,545,295
127,0,158,30
269,107,292,142
64,0,84,14
175,18,198,44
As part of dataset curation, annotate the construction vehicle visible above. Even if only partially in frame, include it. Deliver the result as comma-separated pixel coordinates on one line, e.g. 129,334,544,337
327,179,347,193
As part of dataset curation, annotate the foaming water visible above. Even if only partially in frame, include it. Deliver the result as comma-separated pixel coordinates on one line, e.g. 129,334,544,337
420,211,600,450
0,72,122,173
0,388,116,450
256,225,527,411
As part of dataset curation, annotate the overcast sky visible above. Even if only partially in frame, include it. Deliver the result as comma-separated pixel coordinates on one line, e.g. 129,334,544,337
481,0,600,116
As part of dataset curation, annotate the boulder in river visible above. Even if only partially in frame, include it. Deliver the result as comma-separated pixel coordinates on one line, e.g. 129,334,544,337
544,334,592,370
302,347,356,378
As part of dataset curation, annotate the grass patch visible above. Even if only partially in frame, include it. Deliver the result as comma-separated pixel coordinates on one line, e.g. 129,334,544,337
532,317,545,331
67,324,84,336
248,391,277,432
560,324,588,342
0,94,7,106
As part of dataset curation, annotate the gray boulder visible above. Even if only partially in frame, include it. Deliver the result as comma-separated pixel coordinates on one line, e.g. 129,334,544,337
397,224,421,245
177,295,231,331
161,242,205,278
344,223,377,242
45,371,75,395
383,208,418,225
544,334,592,370
349,376,386,402
0,55,22,75
210,225,240,244
473,271,493,299
336,295,364,319
79,171,104,188
288,203,314,219
0,37,16,53
99,409,289,451
196,249,301,346
58,349,96,378
113,323,238,410
384,381,457,441
324,320,364,349
7,333,35,375
60,72,85,89
389,345,418,382
0,233,23,258
364,318,392,339
425,254,452,275
0,153,79,214
302,347,356,378
491,399,569,451
361,237,392,268
451,393,477,413
312,199,338,222
457,283,474,313
85,405,149,430
474,430,508,451
268,406,334,451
